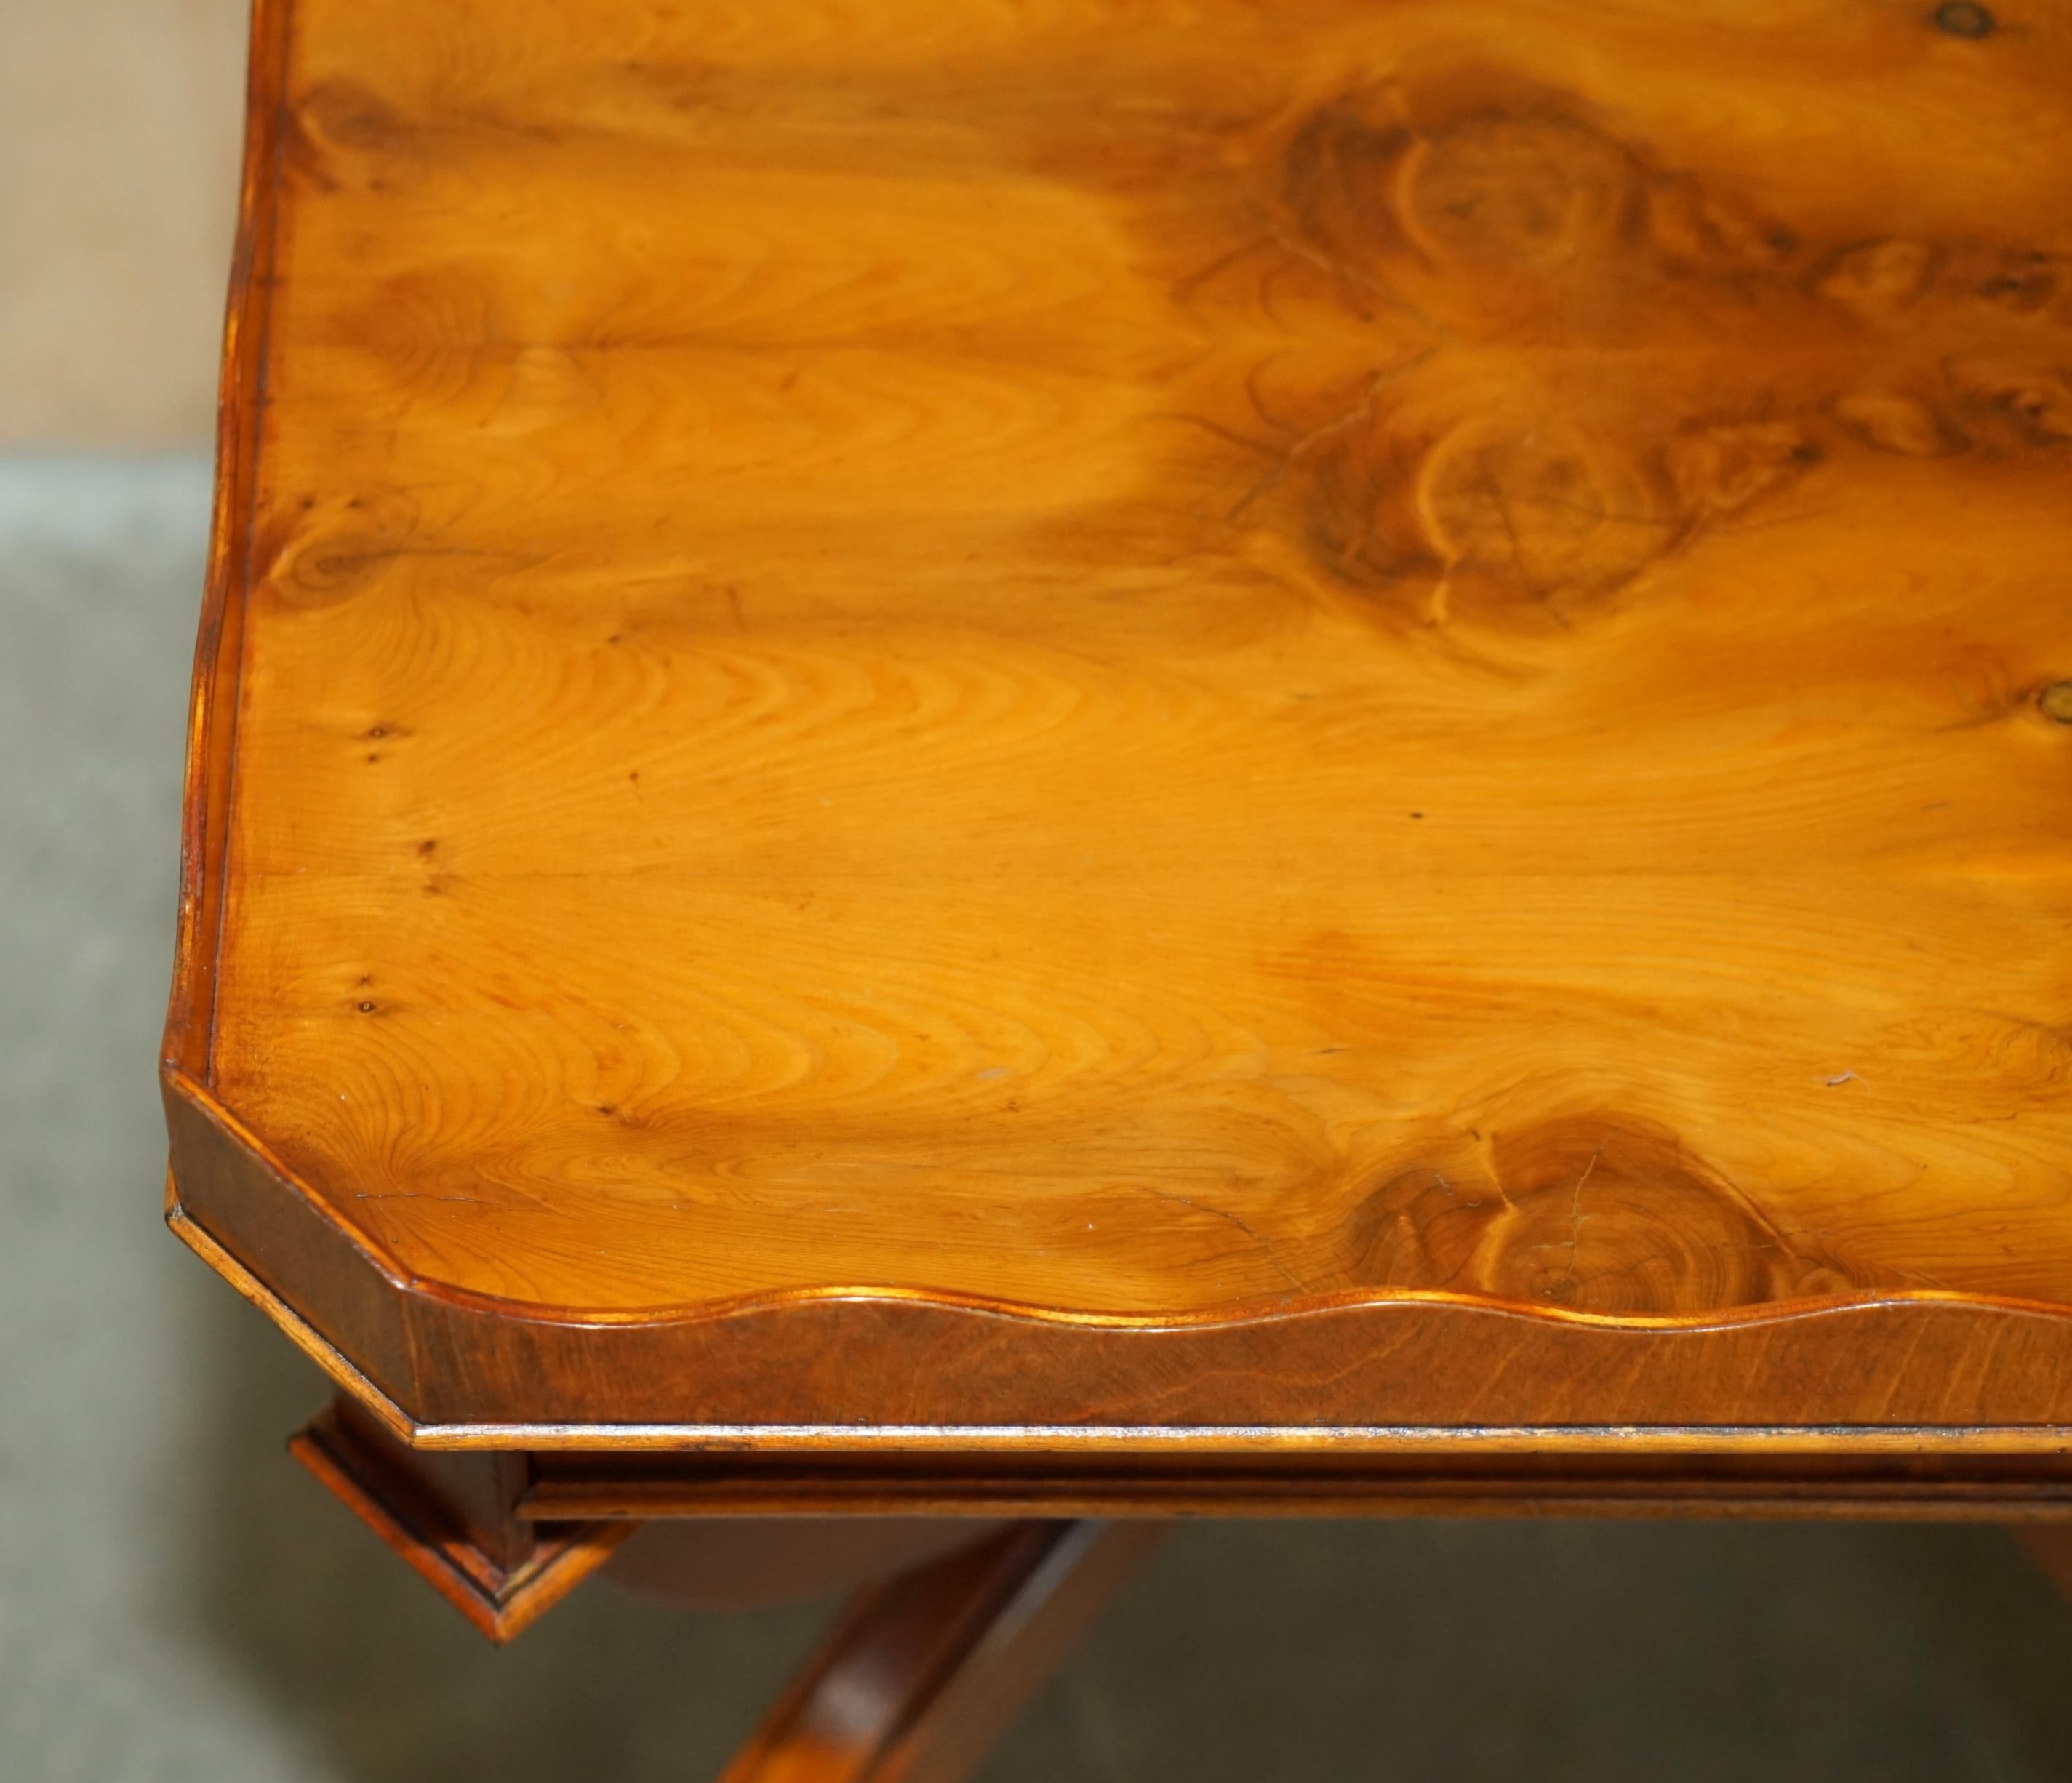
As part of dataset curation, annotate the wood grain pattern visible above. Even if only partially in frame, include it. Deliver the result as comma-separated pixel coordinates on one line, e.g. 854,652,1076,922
169,0,2072,1435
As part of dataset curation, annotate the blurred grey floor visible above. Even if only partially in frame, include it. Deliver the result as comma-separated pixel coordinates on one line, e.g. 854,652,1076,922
4,454,2072,1782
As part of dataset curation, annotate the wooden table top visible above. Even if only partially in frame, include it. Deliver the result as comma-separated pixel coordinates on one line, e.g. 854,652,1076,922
167,0,2072,1449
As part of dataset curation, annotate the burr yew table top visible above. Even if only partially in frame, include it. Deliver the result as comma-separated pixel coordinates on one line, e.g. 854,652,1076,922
167,0,2072,1445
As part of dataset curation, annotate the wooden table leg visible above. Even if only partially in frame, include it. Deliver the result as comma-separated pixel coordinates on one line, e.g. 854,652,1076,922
2015,1524,2072,1603
719,1520,1165,1783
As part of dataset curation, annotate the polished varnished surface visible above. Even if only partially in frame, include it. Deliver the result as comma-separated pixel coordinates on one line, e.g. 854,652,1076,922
173,0,2072,1382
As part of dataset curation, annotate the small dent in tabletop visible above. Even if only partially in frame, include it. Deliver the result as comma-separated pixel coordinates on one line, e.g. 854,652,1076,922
294,78,415,159
266,491,423,611
1812,239,1940,313
1931,1,1997,38
284,76,439,197
1944,356,2072,446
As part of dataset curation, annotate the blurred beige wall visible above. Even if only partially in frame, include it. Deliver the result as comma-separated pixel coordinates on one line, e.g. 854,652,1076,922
1,0,248,446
